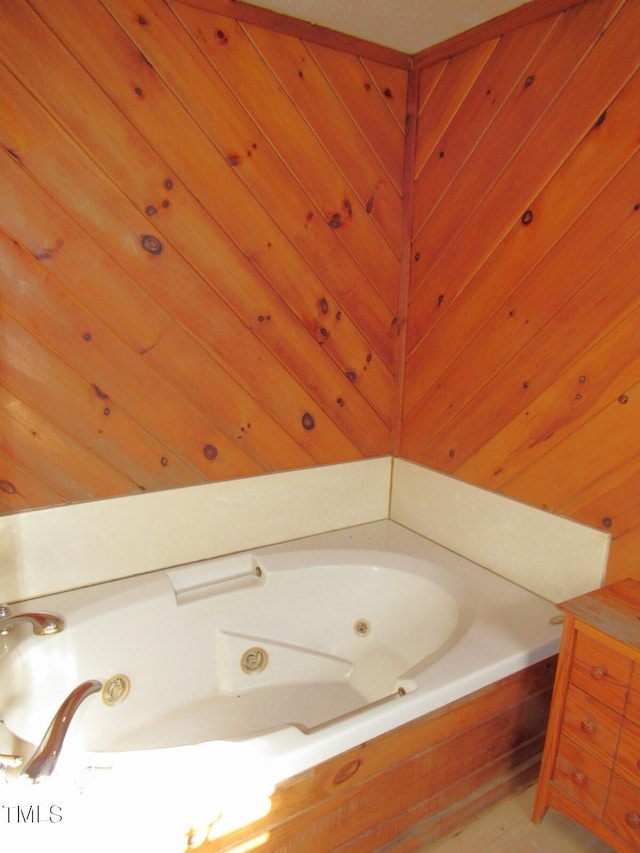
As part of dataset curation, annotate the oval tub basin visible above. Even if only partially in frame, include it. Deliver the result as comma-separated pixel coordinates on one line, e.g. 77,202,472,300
0,521,561,795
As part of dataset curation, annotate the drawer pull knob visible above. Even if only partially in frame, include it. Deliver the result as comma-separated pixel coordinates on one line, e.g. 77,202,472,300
581,719,597,735
625,812,640,829
590,665,607,680
571,771,586,786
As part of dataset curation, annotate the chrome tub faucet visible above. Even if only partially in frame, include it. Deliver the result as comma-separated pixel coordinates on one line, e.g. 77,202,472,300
21,680,103,781
0,606,99,781
0,604,65,636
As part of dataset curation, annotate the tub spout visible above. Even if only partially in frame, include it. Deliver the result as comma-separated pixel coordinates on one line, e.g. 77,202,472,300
0,604,65,636
21,680,102,781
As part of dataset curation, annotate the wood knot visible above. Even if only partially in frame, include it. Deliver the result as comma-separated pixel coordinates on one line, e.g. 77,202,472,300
32,238,64,261
0,480,18,495
593,110,607,128
328,213,342,229
33,248,52,261
203,444,218,460
301,412,315,430
333,759,361,785
92,383,109,400
140,234,163,255
521,209,534,226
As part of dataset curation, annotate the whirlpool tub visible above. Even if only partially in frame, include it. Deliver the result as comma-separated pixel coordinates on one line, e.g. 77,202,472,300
0,521,562,851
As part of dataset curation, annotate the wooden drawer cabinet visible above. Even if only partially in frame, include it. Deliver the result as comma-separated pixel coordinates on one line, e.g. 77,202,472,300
604,774,640,848
563,683,622,761
617,719,640,788
571,632,632,712
533,578,640,852
554,734,611,817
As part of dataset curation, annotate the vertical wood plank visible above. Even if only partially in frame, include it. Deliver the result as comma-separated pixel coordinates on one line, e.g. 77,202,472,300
392,67,419,455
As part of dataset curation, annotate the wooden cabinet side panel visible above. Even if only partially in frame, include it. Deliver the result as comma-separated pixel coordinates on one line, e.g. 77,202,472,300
532,616,576,821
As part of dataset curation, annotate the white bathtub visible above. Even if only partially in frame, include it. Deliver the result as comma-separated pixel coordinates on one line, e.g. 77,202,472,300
0,521,562,850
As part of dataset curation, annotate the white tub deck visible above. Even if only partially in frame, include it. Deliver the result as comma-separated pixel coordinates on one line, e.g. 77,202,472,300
0,521,562,853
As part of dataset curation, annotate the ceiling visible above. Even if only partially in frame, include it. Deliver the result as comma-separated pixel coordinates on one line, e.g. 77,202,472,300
245,0,530,53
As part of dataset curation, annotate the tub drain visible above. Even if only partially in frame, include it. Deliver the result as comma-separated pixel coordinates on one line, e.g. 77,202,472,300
241,647,268,674
102,674,130,706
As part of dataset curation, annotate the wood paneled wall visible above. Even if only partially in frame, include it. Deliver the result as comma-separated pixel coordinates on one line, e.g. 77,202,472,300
2,0,639,584
403,0,640,583
0,0,405,512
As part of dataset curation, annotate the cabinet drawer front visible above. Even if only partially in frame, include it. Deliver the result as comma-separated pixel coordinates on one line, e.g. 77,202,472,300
554,734,611,817
604,774,640,847
627,665,640,727
563,684,622,760
571,631,632,712
616,719,640,788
